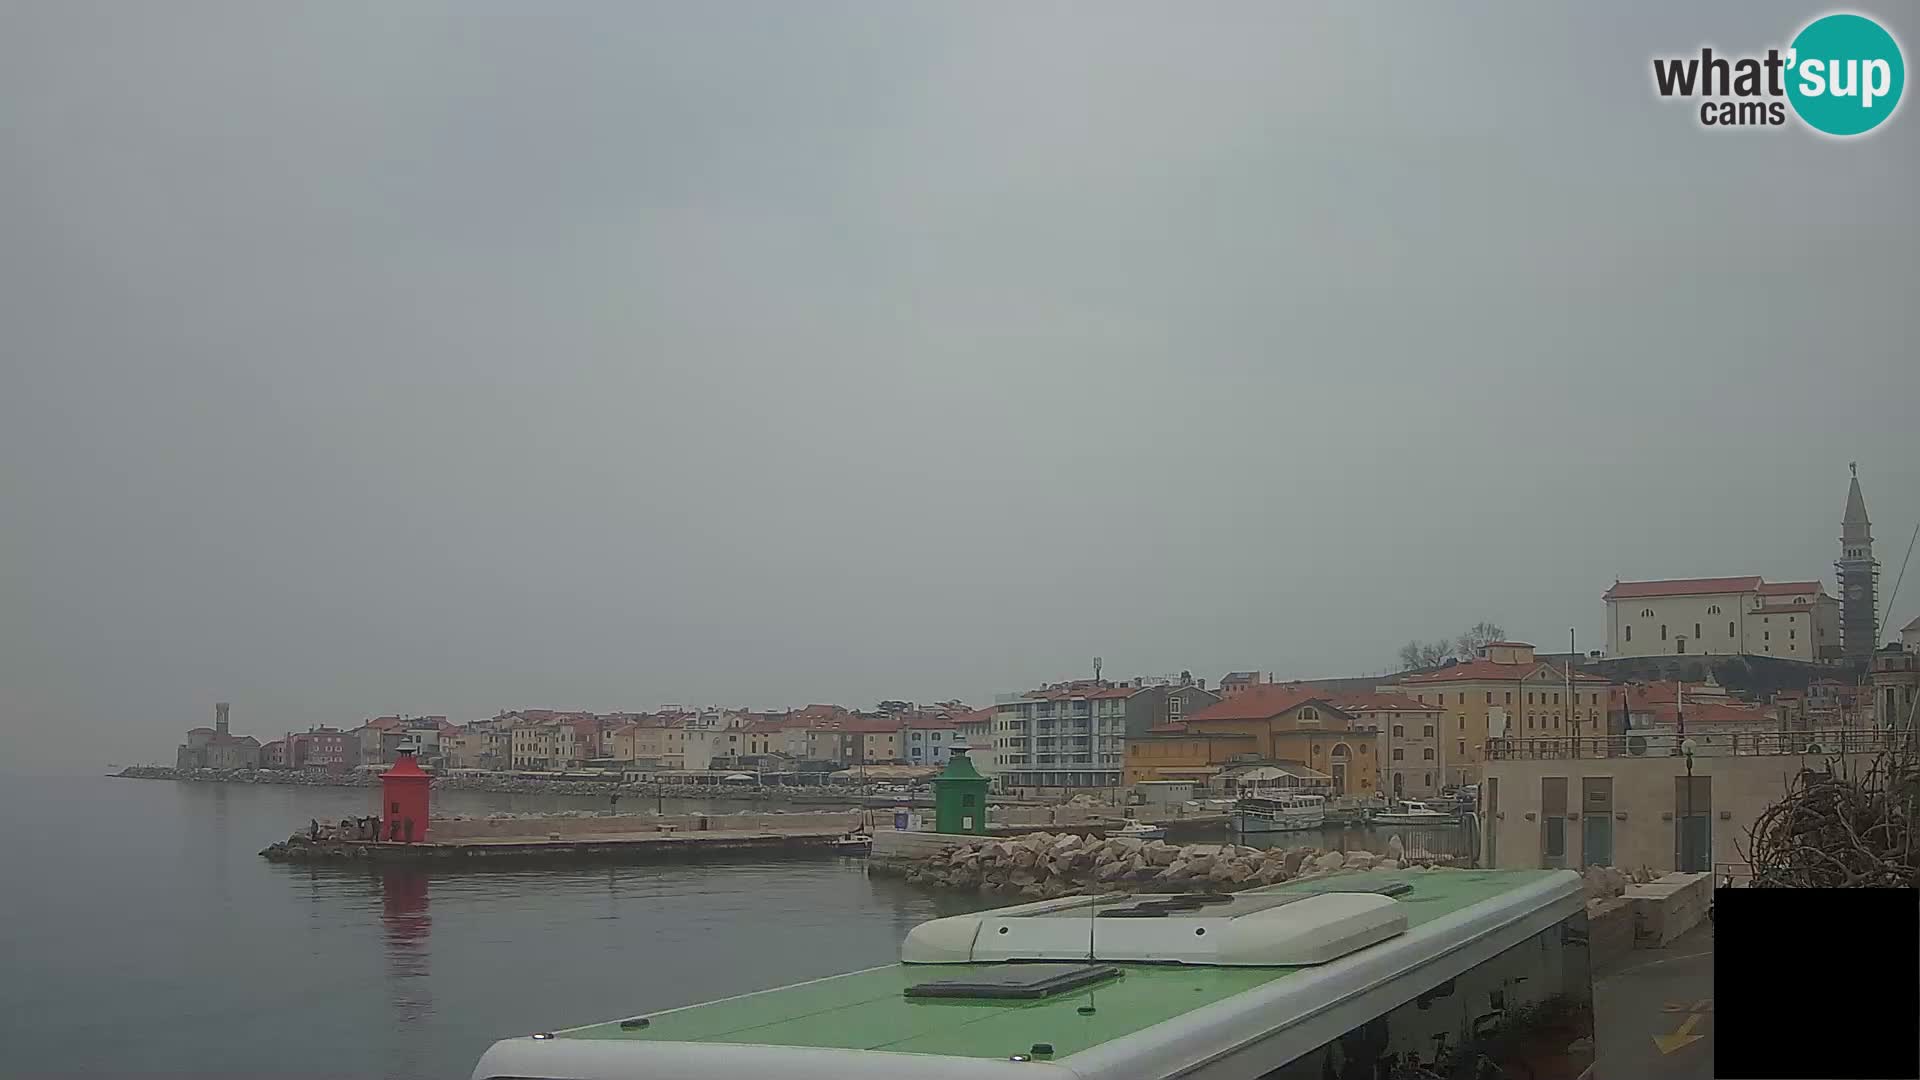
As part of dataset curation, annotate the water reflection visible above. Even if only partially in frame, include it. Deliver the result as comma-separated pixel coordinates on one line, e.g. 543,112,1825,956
381,867,433,1080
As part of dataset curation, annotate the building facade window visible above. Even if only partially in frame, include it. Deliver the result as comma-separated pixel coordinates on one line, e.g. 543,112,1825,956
1661,624,1668,640
1694,623,1702,639
1626,626,1632,642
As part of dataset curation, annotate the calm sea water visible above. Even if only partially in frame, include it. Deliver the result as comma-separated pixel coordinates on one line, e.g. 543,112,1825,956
0,775,989,1080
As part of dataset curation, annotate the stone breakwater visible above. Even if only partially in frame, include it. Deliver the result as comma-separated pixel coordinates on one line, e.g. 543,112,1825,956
884,831,1467,899
112,766,883,801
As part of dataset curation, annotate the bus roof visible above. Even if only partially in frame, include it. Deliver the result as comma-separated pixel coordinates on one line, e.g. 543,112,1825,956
487,869,1578,1073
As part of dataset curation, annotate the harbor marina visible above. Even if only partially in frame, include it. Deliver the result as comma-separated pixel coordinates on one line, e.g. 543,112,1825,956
1370,799,1462,827
472,868,1595,1080
1229,792,1327,834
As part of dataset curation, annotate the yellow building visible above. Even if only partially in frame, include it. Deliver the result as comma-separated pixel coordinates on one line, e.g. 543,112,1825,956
1384,641,1611,787
1127,685,1381,796
1124,732,1259,786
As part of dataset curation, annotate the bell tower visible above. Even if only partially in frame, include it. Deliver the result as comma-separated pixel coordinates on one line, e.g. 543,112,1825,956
1838,463,1879,662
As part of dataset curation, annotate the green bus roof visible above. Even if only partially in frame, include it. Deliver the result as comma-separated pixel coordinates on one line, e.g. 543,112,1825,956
556,869,1565,1061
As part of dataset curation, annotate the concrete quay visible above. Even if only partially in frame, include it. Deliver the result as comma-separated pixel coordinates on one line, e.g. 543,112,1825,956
261,826,865,866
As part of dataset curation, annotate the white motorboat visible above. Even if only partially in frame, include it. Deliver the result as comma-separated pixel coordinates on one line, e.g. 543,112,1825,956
1371,800,1461,827
1111,821,1166,840
1230,792,1327,834
829,832,872,853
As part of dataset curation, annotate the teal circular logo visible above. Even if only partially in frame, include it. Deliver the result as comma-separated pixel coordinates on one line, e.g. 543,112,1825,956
1786,13,1905,136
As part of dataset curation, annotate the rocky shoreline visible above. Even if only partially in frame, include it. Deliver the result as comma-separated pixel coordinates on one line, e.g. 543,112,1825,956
110,765,885,801
881,831,1467,899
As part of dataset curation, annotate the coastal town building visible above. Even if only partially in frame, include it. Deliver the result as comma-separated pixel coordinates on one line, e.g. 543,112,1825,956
1481,723,1900,876
900,715,960,766
1870,645,1919,731
285,726,355,770
1324,692,1447,798
445,726,509,771
1602,576,1839,660
1217,672,1268,698
1127,684,1381,796
951,707,995,769
176,702,261,770
990,680,1131,793
1385,642,1611,787
1121,674,1220,737
1901,615,1920,653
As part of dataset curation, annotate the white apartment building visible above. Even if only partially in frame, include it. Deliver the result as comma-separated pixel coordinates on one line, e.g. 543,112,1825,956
1603,576,1839,661
990,681,1130,792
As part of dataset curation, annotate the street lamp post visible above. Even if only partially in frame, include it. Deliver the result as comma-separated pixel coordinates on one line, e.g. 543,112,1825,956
1680,737,1699,872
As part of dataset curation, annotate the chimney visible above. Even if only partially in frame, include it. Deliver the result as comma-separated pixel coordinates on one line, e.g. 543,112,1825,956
215,702,231,738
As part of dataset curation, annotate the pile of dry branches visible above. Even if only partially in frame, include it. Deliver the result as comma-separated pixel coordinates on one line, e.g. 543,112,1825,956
1744,738,1919,888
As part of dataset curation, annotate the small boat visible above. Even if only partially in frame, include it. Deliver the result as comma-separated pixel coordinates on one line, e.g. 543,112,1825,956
1230,792,1327,834
829,833,872,853
1111,821,1166,840
1371,800,1461,827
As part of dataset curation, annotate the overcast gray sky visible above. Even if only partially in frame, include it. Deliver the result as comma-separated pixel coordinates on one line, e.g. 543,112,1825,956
3,2,1916,770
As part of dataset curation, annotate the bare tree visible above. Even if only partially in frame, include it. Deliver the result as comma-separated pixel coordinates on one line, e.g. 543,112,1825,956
1454,621,1506,659
1397,640,1426,671
1398,622,1506,671
1398,638,1457,670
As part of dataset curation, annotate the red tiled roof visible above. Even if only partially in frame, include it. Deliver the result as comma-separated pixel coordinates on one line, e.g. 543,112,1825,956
1758,580,1824,596
1181,684,1339,723
1326,692,1444,714
900,716,957,730
1604,576,1762,600
950,707,995,726
1400,659,1608,685
1753,604,1813,615
1483,641,1534,649
1639,701,1773,725
839,717,902,734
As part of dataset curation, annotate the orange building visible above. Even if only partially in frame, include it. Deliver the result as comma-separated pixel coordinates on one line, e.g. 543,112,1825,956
1127,684,1381,795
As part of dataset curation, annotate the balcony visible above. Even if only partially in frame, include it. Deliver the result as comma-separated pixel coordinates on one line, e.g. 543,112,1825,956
1484,727,1904,760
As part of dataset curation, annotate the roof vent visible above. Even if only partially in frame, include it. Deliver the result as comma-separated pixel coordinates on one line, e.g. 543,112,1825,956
904,962,1121,1000
903,886,1409,967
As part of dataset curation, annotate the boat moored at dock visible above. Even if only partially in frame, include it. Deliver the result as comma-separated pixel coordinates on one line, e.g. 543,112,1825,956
1370,799,1461,827
1229,792,1327,834
470,867,1596,1080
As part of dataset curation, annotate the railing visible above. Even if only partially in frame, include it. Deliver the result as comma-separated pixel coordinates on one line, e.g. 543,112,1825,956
1484,727,1906,760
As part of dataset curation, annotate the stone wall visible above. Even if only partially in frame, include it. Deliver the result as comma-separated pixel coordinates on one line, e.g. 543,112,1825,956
880,831,1465,899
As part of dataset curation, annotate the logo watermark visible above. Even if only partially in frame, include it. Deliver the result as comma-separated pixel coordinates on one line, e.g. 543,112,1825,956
1652,12,1904,136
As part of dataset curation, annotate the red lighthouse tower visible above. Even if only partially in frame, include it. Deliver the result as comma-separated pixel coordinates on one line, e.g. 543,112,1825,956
381,747,431,843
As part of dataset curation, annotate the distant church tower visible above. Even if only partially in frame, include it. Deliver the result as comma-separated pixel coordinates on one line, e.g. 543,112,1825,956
1838,463,1879,661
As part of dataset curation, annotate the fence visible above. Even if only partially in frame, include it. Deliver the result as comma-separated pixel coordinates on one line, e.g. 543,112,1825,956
1484,728,1903,761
